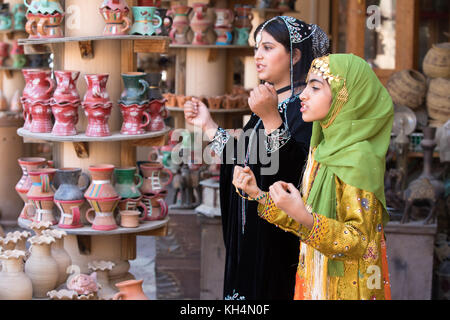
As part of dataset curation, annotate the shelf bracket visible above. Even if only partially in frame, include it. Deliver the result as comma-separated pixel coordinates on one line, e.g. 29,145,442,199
72,142,89,158
207,48,219,62
4,69,13,79
78,40,94,59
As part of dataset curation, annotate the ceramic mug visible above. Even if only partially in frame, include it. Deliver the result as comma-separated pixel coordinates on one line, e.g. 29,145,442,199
130,6,162,36
119,210,146,228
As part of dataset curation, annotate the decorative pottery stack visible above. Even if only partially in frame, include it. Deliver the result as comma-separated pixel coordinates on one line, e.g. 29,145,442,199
423,42,450,127
50,71,81,136
168,4,192,44
0,4,12,31
24,0,65,39
81,73,114,137
233,5,253,46
189,3,213,45
146,72,167,132
214,8,234,45
119,72,151,135
100,0,131,36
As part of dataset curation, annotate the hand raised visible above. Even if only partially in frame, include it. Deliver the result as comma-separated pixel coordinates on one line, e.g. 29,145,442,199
183,97,213,130
232,166,261,199
248,83,279,120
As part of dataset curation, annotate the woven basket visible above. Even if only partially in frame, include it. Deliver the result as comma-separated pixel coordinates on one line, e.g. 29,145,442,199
426,77,450,123
386,70,428,110
423,42,450,79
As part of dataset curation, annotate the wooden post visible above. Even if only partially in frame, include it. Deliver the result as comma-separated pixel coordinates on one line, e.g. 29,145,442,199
346,0,366,58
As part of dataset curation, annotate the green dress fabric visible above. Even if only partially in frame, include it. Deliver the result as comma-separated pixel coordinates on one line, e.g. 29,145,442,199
306,54,394,276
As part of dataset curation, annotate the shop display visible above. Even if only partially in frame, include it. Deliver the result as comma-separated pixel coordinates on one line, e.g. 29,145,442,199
100,0,131,36
130,6,162,36
168,5,192,44
0,250,32,300
190,3,212,45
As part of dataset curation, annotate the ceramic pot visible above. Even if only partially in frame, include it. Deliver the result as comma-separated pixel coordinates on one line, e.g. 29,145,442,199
85,196,120,231
118,196,148,218
119,210,145,228
146,99,167,132
224,95,240,109
29,101,53,133
82,73,111,107
55,199,84,229
83,104,112,137
114,167,144,199
0,250,33,300
113,279,148,300
155,8,172,36
207,96,223,109
141,192,168,221
100,0,131,36
119,72,149,106
24,168,57,224
84,164,118,200
25,12,39,38
215,26,233,45
423,42,450,79
233,26,251,46
119,103,150,135
386,69,427,110
13,4,27,31
88,261,116,300
426,77,450,123
21,69,47,129
24,0,64,15
53,70,80,105
146,72,163,101
42,229,71,286
37,12,64,38
0,42,8,66
163,93,176,107
139,162,173,194
25,235,58,298
15,157,48,215
189,3,212,45
168,5,191,44
0,12,12,30
130,6,162,36
54,167,90,201
214,8,233,28
25,69,55,102
234,6,253,29
51,103,79,136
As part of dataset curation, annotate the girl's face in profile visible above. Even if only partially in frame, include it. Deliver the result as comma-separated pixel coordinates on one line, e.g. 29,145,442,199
299,73,333,122
254,31,291,85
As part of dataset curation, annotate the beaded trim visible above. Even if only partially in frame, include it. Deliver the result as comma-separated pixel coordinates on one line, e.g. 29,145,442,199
210,127,230,156
264,124,291,154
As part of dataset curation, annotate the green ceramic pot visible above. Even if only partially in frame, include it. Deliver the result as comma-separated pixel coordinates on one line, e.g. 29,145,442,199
130,6,162,36
114,167,144,199
24,0,64,15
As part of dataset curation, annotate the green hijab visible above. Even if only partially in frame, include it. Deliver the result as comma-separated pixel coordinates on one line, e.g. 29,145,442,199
305,54,394,276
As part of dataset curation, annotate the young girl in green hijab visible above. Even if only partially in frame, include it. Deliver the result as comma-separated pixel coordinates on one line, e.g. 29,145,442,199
233,53,394,300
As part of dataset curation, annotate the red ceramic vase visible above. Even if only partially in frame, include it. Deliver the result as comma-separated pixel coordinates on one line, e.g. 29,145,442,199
51,103,79,136
142,191,168,221
82,74,111,107
146,99,167,132
119,103,150,135
30,101,53,133
53,70,81,105
83,104,112,137
22,69,46,130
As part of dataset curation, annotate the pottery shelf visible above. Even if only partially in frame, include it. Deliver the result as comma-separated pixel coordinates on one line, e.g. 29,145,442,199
17,35,170,58
18,217,169,237
167,106,251,114
169,44,253,49
0,29,27,40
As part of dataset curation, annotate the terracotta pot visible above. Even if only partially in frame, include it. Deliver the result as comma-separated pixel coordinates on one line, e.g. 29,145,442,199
25,235,59,298
36,12,64,38
168,5,192,44
24,168,57,224
130,6,162,36
207,96,223,109
164,93,176,107
189,3,212,45
100,0,131,36
423,42,450,79
119,72,149,106
0,250,33,300
146,99,167,132
55,199,84,229
52,70,81,105
142,192,168,221
84,164,118,200
82,73,111,107
113,279,148,300
118,196,148,221
139,162,173,194
386,69,428,110
88,261,116,300
85,196,120,231
224,95,240,109
176,95,191,108
426,77,450,123
114,167,143,199
42,229,71,286
120,210,145,228
51,103,79,136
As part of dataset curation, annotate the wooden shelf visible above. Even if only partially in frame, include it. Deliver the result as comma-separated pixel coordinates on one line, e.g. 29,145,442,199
17,127,171,144
169,44,253,49
167,106,251,114
18,216,169,237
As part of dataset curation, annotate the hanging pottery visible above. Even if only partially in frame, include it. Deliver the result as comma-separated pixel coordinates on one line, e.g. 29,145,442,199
113,279,149,300
189,3,212,45
99,0,131,36
25,235,58,298
42,229,71,286
88,260,116,300
0,250,33,300
130,6,162,36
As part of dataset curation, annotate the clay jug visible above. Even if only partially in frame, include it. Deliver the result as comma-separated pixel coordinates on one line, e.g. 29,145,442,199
82,74,111,108
36,12,64,38
42,229,71,286
130,6,162,36
113,279,148,300
85,196,120,231
119,103,150,135
84,164,118,200
119,72,149,106
52,70,80,104
22,68,49,130
114,167,143,199
24,69,55,102
25,235,59,298
24,168,57,224
139,162,173,194
146,99,167,132
0,250,33,300
100,0,131,36
168,5,191,44
189,3,212,45
142,191,168,221
54,167,90,201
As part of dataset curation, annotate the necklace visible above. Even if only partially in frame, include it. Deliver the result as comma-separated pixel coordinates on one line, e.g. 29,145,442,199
276,84,291,95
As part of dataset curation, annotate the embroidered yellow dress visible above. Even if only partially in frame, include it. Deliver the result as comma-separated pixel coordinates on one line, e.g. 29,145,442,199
257,148,392,300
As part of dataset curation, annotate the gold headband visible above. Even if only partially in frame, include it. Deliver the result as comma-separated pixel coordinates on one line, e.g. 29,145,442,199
307,56,342,85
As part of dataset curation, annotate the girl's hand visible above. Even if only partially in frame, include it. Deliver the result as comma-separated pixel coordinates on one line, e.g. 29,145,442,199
269,181,308,224
232,166,261,200
248,83,281,127
184,97,215,131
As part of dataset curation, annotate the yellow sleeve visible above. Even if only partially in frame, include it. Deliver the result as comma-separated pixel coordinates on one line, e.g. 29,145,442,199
257,202,311,238
298,178,382,261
